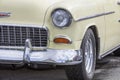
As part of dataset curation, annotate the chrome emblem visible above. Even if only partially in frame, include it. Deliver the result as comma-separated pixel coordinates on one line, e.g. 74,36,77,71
0,12,11,18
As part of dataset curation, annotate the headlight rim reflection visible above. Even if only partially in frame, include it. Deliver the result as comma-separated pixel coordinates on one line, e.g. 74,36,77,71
51,9,72,28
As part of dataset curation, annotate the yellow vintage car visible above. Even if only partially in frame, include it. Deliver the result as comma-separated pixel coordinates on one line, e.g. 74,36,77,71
0,0,120,80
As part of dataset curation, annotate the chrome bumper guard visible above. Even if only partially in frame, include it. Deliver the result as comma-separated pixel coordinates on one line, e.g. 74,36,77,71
0,39,82,65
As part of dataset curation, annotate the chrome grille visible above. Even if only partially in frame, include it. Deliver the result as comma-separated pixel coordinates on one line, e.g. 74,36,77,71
0,25,48,47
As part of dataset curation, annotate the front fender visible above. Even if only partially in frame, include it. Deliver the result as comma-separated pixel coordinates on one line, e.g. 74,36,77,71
45,0,104,22
44,0,105,51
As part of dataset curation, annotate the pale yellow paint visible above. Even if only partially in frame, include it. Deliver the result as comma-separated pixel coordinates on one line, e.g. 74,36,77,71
0,0,120,57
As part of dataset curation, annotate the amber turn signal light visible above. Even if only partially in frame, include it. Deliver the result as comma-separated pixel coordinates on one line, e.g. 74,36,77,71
54,37,71,44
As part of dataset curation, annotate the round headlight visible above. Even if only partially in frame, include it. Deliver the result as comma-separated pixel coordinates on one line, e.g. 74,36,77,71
52,9,72,28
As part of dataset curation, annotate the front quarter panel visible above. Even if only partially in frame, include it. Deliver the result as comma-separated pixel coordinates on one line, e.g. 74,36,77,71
44,0,106,53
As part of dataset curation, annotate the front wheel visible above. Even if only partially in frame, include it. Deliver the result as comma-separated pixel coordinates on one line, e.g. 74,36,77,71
65,29,96,80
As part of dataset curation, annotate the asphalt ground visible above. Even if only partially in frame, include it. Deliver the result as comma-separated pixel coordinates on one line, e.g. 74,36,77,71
0,55,120,80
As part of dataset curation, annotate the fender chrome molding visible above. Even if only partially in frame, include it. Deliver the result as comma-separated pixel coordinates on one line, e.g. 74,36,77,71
75,11,115,22
99,45,120,59
0,12,11,18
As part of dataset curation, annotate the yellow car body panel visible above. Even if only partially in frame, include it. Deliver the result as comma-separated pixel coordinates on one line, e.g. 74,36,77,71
0,0,120,58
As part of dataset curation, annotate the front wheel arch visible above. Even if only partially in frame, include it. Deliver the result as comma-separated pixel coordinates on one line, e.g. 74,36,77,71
86,26,100,60
65,28,97,80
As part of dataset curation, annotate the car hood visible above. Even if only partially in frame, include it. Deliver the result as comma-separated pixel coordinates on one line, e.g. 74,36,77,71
0,0,63,25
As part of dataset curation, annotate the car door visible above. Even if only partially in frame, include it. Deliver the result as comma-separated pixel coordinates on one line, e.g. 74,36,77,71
103,0,120,53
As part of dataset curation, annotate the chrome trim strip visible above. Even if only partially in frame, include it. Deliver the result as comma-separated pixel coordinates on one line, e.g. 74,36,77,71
99,45,120,59
0,46,46,50
0,23,46,28
76,11,115,22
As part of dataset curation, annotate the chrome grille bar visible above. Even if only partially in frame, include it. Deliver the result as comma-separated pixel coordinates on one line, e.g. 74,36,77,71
0,25,48,48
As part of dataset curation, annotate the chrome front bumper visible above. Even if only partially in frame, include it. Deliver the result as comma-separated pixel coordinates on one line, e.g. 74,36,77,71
0,25,82,65
0,49,82,65
0,40,82,65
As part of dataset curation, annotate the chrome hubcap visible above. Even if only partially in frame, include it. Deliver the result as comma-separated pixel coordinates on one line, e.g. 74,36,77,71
85,38,94,74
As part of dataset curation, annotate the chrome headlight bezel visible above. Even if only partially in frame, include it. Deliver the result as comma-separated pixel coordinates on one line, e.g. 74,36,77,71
51,9,72,28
